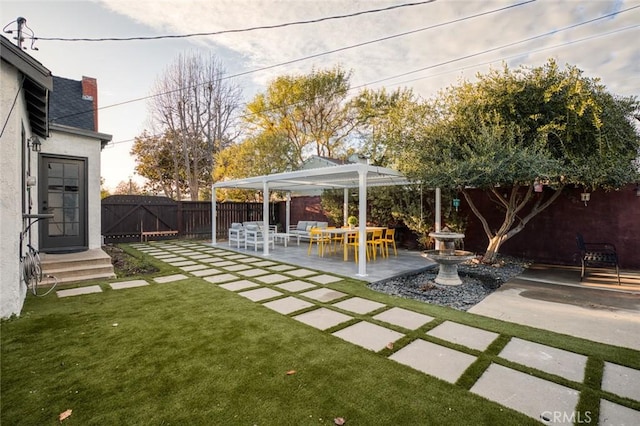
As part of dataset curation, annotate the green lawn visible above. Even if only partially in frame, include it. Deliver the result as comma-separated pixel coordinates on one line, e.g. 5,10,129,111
2,242,638,425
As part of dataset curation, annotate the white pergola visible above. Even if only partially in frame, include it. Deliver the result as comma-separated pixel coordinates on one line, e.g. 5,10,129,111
211,163,442,277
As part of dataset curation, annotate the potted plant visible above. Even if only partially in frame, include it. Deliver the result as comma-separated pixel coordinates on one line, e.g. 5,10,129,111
347,215,358,229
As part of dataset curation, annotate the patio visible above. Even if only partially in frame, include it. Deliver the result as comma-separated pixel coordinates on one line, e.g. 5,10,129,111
220,237,434,283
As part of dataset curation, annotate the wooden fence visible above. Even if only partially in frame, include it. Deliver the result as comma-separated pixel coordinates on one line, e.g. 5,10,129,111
101,195,280,243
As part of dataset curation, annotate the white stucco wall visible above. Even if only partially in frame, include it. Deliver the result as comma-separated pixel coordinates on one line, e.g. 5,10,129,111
0,61,28,318
44,130,103,250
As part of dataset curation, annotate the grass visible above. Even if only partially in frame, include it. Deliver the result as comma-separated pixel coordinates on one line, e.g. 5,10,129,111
1,241,638,425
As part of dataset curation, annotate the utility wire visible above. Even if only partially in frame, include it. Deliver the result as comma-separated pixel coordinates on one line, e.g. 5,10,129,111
34,1,436,42
51,0,534,122
103,22,638,148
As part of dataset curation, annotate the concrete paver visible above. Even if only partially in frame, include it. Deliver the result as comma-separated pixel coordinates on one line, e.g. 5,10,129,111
222,264,252,272
307,274,343,284
154,274,189,283
237,287,283,302
602,362,640,401
252,260,278,267
203,273,239,284
499,337,587,382
300,288,347,303
286,268,317,277
219,280,260,292
274,280,316,292
110,280,148,290
332,321,404,351
293,307,353,330
373,307,434,330
427,321,499,351
57,285,103,298
389,339,476,384
209,260,237,267
599,399,640,426
255,273,291,284
179,264,209,272
268,264,298,272
190,268,223,277
332,297,385,315
471,363,580,424
168,260,197,267
236,268,269,277
263,296,314,314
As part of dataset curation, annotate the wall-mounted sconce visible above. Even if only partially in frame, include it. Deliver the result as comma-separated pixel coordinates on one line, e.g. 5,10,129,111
534,180,543,193
580,192,590,206
452,198,461,211
28,136,42,152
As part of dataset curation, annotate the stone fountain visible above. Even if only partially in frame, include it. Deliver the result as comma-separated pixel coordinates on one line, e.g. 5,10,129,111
421,227,475,286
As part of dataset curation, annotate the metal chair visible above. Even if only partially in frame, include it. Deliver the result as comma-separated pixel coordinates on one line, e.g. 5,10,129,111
576,233,620,285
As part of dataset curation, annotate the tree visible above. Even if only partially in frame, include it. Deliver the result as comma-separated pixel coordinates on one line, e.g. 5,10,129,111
245,66,356,167
113,179,144,195
145,51,242,200
398,59,640,262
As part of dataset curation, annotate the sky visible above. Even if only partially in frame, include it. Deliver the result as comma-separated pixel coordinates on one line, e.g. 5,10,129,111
2,0,639,191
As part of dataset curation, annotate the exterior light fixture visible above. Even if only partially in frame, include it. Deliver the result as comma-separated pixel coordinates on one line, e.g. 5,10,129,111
534,180,543,193
28,136,41,152
580,192,590,206
635,184,640,197
452,198,461,211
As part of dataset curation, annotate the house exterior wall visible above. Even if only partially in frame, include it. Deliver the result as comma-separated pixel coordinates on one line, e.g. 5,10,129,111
0,61,28,317
43,129,103,250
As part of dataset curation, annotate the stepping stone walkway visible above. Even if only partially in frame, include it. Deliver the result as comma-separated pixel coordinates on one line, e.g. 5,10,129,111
62,241,639,424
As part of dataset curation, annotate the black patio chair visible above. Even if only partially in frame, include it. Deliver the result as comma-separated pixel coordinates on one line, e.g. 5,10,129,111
576,233,620,285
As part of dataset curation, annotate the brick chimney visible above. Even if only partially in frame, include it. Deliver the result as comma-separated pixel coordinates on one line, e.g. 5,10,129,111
81,76,98,131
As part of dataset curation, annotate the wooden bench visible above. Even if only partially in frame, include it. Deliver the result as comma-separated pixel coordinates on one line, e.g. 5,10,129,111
141,230,179,242
576,233,620,285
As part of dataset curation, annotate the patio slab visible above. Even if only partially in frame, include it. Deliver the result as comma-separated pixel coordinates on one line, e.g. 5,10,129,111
373,307,434,330
332,321,404,352
300,288,347,303
332,297,385,315
235,257,263,263
154,274,189,283
209,261,238,267
263,296,315,314
57,285,103,298
286,268,318,278
222,264,253,272
219,280,260,292
237,287,283,302
293,307,353,330
389,339,476,383
161,256,187,262
168,260,197,267
499,338,587,382
189,268,223,277
269,264,297,272
427,321,499,351
274,280,317,292
179,264,209,272
110,280,149,290
255,273,291,284
189,253,215,259
203,274,239,284
599,400,640,425
307,274,343,284
252,260,278,267
470,363,580,423
602,362,640,401
237,268,270,277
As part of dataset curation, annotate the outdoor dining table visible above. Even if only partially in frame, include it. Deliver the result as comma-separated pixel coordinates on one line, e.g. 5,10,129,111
320,227,386,261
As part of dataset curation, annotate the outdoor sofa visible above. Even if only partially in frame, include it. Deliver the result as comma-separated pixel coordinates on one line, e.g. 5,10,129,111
288,221,329,241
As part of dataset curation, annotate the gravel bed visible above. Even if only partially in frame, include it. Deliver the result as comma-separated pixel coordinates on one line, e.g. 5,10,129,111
368,255,531,311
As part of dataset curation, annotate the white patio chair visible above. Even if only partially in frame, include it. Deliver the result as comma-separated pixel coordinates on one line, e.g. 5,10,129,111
228,223,245,249
244,224,275,251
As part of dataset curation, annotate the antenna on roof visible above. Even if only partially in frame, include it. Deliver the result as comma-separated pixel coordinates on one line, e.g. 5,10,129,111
2,17,39,51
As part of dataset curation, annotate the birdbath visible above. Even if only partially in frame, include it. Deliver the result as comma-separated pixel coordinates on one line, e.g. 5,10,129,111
421,228,475,286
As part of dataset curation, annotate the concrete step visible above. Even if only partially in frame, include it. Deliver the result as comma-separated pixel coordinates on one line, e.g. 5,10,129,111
40,248,116,285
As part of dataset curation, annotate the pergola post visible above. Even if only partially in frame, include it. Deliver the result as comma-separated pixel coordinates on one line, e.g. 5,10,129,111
357,168,367,277
343,188,349,226
211,186,217,245
286,192,291,233
263,180,270,256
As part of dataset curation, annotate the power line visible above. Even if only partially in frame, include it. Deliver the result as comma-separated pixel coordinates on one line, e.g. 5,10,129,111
34,1,436,42
104,23,638,148
51,0,534,122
